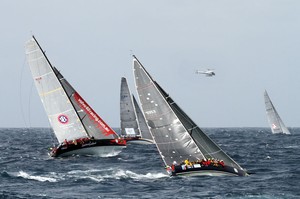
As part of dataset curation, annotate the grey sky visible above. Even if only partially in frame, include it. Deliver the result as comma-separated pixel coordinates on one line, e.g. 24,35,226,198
1,1,300,128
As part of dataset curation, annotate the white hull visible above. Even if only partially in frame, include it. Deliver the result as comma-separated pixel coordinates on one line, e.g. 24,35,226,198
56,145,126,157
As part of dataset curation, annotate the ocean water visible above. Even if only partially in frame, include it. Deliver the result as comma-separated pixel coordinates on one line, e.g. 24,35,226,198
0,128,299,199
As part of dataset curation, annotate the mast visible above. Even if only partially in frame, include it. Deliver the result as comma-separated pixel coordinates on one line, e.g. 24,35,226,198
31,36,91,138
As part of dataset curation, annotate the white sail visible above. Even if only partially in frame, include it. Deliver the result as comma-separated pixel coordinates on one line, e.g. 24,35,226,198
26,36,119,144
25,38,87,143
264,90,290,134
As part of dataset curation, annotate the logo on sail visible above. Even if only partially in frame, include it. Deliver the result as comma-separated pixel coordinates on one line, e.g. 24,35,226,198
121,94,128,100
73,92,115,136
58,114,69,124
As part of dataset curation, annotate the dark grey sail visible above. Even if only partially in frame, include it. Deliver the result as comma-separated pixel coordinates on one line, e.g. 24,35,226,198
120,77,153,143
155,82,243,170
120,77,140,137
133,55,247,176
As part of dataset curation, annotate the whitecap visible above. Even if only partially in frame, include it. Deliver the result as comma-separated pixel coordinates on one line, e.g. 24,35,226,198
67,168,114,175
109,169,168,180
73,174,104,182
99,150,123,157
17,171,57,182
285,145,299,149
63,168,168,182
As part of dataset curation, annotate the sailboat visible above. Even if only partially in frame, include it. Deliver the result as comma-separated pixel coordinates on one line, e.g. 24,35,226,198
133,55,248,176
120,77,154,144
25,36,126,157
264,90,291,134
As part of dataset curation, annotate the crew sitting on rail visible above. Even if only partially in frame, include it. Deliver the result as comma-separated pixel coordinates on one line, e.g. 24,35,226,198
73,139,77,145
60,137,92,149
180,158,226,168
184,159,192,166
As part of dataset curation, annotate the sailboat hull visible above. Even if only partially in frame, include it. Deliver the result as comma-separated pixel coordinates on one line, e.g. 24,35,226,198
123,137,154,145
50,139,126,157
171,165,248,177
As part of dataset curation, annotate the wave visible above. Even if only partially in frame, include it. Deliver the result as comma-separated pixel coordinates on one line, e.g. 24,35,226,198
284,145,300,149
99,150,122,157
1,171,10,178
66,168,114,182
66,168,168,182
17,171,57,182
8,168,168,184
112,169,168,180
67,168,114,174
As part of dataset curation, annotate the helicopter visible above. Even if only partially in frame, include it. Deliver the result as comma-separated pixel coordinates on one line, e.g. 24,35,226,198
195,69,215,77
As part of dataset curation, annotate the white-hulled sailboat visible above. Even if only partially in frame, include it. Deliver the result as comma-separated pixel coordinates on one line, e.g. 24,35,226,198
120,77,154,144
264,90,291,134
133,55,248,176
25,36,126,157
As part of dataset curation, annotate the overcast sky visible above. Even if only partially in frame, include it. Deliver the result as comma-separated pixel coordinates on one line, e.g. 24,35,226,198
1,0,300,128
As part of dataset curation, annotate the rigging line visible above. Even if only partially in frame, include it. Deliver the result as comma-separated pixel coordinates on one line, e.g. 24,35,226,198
28,80,34,128
19,57,29,128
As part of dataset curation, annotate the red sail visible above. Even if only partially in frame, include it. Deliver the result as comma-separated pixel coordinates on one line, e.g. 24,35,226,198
74,92,116,137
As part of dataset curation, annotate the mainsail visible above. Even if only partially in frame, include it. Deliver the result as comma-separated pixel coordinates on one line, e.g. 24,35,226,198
120,77,140,137
120,77,153,141
25,36,119,144
133,55,246,174
264,90,290,134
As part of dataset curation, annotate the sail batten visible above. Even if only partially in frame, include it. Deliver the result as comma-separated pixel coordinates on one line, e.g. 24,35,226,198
34,71,53,79
39,88,63,96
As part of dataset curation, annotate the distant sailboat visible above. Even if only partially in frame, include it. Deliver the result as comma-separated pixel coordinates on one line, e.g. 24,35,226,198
120,77,154,144
133,55,248,176
264,90,290,134
25,36,126,157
